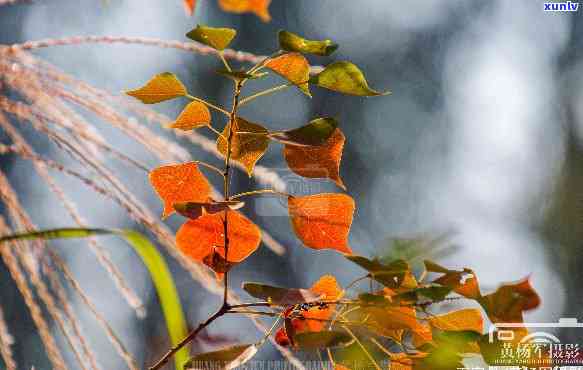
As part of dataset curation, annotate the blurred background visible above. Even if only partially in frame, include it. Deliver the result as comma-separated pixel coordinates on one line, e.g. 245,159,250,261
0,0,582,368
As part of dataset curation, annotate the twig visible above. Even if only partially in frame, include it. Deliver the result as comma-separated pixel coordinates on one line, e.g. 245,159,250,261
239,83,292,106
230,189,290,200
186,94,229,116
222,79,244,306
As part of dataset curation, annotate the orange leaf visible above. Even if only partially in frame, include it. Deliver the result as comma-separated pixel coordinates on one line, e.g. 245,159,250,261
284,128,346,190
217,117,269,176
169,101,211,131
411,321,432,348
454,273,480,299
149,162,212,218
288,193,354,254
183,0,197,15
478,278,540,323
432,266,482,300
303,275,343,331
428,308,484,333
176,211,261,264
265,53,311,96
218,0,271,22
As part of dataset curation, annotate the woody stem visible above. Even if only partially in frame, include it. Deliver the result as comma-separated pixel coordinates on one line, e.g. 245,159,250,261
222,79,244,307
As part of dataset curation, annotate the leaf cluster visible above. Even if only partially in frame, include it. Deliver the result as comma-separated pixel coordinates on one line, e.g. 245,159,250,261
122,26,545,370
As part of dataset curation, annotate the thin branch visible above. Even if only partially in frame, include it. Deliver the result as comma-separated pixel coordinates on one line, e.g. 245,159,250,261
222,79,244,306
227,310,279,317
218,51,232,72
207,125,226,139
239,83,292,106
230,189,290,200
186,94,229,116
192,160,225,178
229,302,272,309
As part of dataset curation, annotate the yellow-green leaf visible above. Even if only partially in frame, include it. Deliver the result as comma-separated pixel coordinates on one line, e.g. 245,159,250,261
216,117,270,176
309,61,390,96
186,25,236,51
125,72,187,104
278,30,338,56
169,101,211,131
270,117,337,146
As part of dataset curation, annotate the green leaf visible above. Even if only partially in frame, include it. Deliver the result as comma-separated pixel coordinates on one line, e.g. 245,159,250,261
125,72,187,104
186,25,236,51
0,228,189,370
396,285,453,303
294,331,353,350
242,282,322,305
345,255,409,288
278,30,338,56
415,285,453,301
309,61,390,96
269,117,338,146
216,69,268,81
184,344,258,370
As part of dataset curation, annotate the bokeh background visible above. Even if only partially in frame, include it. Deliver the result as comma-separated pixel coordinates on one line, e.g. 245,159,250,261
1,0,582,368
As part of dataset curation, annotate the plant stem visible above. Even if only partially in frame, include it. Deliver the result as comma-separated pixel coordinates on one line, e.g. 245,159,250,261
239,83,292,106
222,79,244,307
219,51,232,72
258,315,284,346
207,125,226,139
186,94,229,116
192,161,225,178
229,301,272,309
230,189,289,200
227,310,279,317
